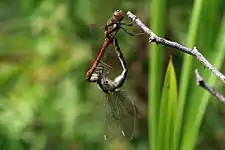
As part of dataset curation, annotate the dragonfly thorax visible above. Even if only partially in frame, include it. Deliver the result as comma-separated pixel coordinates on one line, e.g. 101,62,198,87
98,78,117,93
105,20,119,39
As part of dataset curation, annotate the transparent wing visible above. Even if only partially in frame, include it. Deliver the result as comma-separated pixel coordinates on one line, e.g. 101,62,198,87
104,90,137,140
115,90,137,139
89,24,115,66
104,92,121,141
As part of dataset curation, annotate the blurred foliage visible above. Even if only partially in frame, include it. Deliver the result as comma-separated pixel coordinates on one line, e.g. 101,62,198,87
0,0,225,150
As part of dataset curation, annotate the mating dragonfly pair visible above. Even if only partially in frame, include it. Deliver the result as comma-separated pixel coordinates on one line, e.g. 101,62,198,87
86,10,145,140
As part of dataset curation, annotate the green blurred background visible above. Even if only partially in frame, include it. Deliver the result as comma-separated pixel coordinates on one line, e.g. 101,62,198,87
0,0,225,150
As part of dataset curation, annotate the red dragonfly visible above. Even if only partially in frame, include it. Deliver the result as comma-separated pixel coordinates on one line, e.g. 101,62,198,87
86,9,144,81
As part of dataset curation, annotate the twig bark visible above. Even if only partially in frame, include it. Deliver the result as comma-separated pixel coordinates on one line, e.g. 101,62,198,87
126,11,225,84
195,69,225,102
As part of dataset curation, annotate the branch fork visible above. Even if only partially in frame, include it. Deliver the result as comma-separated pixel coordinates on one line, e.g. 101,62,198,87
126,11,225,102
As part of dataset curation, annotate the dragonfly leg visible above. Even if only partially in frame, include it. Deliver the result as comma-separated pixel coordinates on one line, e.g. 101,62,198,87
120,26,148,36
120,21,133,26
95,66,104,74
121,17,136,26
96,63,112,79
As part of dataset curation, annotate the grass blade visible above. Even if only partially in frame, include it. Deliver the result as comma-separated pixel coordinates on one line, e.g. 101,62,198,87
158,58,178,150
149,0,166,149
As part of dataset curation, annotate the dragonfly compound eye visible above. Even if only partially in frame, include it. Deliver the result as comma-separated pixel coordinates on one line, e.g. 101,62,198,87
102,80,108,85
113,10,124,21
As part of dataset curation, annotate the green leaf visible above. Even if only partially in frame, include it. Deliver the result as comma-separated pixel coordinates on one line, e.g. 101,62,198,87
181,13,225,150
149,0,166,149
158,58,178,150
178,0,204,149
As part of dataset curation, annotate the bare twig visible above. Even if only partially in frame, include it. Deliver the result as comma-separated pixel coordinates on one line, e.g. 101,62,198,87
126,11,225,84
195,69,225,102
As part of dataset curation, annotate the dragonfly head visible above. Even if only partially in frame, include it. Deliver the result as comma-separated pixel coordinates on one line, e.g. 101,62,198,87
112,10,124,22
89,72,102,82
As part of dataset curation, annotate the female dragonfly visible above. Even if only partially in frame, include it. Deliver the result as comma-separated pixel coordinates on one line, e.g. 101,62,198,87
89,38,138,140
